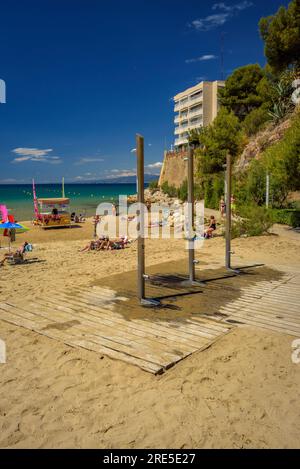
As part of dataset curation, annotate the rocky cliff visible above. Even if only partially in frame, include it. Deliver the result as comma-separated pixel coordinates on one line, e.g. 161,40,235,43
235,118,291,173
158,116,293,186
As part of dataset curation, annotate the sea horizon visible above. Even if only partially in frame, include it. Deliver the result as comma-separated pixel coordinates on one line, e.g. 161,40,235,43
0,182,145,221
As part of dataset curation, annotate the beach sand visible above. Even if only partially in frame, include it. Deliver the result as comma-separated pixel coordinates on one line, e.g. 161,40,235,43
0,217,300,448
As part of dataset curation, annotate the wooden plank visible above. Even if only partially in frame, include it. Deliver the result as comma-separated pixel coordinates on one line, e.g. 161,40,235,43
220,303,300,323
185,316,232,332
220,300,300,316
0,305,50,330
220,301,300,319
32,295,212,349
0,304,161,374
220,307,300,323
226,308,300,330
1,302,183,368
45,291,218,341
223,311,300,336
23,298,199,356
220,296,300,312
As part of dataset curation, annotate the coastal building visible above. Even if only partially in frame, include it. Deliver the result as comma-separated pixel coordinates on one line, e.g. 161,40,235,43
174,80,225,148
158,80,225,187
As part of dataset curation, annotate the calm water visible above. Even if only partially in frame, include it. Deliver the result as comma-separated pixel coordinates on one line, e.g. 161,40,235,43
0,183,141,220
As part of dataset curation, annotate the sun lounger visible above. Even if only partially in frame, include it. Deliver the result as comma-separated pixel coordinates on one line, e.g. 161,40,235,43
6,252,25,265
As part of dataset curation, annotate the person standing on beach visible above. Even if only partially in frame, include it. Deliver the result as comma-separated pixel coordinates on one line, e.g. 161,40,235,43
220,197,226,218
231,196,236,216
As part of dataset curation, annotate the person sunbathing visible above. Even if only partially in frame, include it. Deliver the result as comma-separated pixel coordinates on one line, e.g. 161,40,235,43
204,216,217,239
80,236,109,252
0,249,24,266
106,236,129,250
16,241,29,255
95,237,110,250
79,239,98,252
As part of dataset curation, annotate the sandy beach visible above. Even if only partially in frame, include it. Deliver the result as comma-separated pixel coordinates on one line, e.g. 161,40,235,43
0,217,300,448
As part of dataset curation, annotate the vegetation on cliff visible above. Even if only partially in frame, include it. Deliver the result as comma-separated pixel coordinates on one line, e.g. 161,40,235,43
186,0,300,213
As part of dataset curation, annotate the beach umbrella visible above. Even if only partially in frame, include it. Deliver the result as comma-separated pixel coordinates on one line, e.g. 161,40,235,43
0,222,29,252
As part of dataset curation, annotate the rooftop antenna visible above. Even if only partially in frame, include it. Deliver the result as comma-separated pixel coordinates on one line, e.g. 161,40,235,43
220,32,225,81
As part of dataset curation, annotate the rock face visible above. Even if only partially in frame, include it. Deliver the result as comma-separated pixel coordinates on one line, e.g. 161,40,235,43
235,118,291,173
127,189,180,206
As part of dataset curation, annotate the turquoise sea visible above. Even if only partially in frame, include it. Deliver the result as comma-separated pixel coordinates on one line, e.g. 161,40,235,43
0,183,141,221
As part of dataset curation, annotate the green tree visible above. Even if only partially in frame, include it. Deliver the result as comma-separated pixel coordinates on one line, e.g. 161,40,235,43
219,64,265,120
242,106,271,136
195,107,245,175
259,0,300,73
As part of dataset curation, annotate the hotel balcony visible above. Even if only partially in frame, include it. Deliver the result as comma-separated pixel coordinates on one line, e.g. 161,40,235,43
175,136,189,146
189,93,203,105
174,100,189,112
189,108,202,118
174,94,203,112
174,123,189,135
188,120,203,131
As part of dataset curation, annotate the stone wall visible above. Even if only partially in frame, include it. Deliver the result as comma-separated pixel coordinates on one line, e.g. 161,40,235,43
158,150,188,188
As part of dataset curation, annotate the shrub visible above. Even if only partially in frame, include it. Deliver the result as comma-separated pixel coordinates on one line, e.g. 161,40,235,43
231,205,273,238
161,181,177,198
269,209,300,227
177,179,188,202
148,179,159,191
243,106,271,136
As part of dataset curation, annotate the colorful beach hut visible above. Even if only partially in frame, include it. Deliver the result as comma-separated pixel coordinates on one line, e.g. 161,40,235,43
34,197,71,228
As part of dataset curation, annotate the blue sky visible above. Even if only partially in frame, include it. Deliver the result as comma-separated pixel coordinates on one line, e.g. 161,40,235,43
0,0,289,183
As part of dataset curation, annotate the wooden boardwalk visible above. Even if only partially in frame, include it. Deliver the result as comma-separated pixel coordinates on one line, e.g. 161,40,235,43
214,265,300,336
0,286,231,374
0,261,299,373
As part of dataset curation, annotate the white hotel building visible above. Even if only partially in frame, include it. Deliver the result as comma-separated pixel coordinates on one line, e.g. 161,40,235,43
174,80,225,148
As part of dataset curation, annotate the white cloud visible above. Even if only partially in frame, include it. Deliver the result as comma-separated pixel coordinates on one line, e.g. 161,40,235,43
0,178,19,183
105,169,136,179
146,162,163,169
185,54,217,64
11,147,62,164
75,157,105,165
191,14,229,31
212,1,253,12
190,1,253,31
12,147,52,157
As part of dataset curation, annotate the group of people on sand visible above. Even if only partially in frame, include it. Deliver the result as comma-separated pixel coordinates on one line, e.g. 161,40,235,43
219,196,236,218
71,212,86,223
80,235,129,252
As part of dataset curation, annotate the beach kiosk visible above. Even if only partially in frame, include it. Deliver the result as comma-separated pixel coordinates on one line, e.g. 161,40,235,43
35,197,71,228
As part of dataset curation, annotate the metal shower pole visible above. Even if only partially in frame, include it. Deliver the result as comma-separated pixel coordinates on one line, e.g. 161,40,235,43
187,145,196,283
181,145,204,287
225,154,232,270
225,153,240,273
136,134,146,302
136,134,160,307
